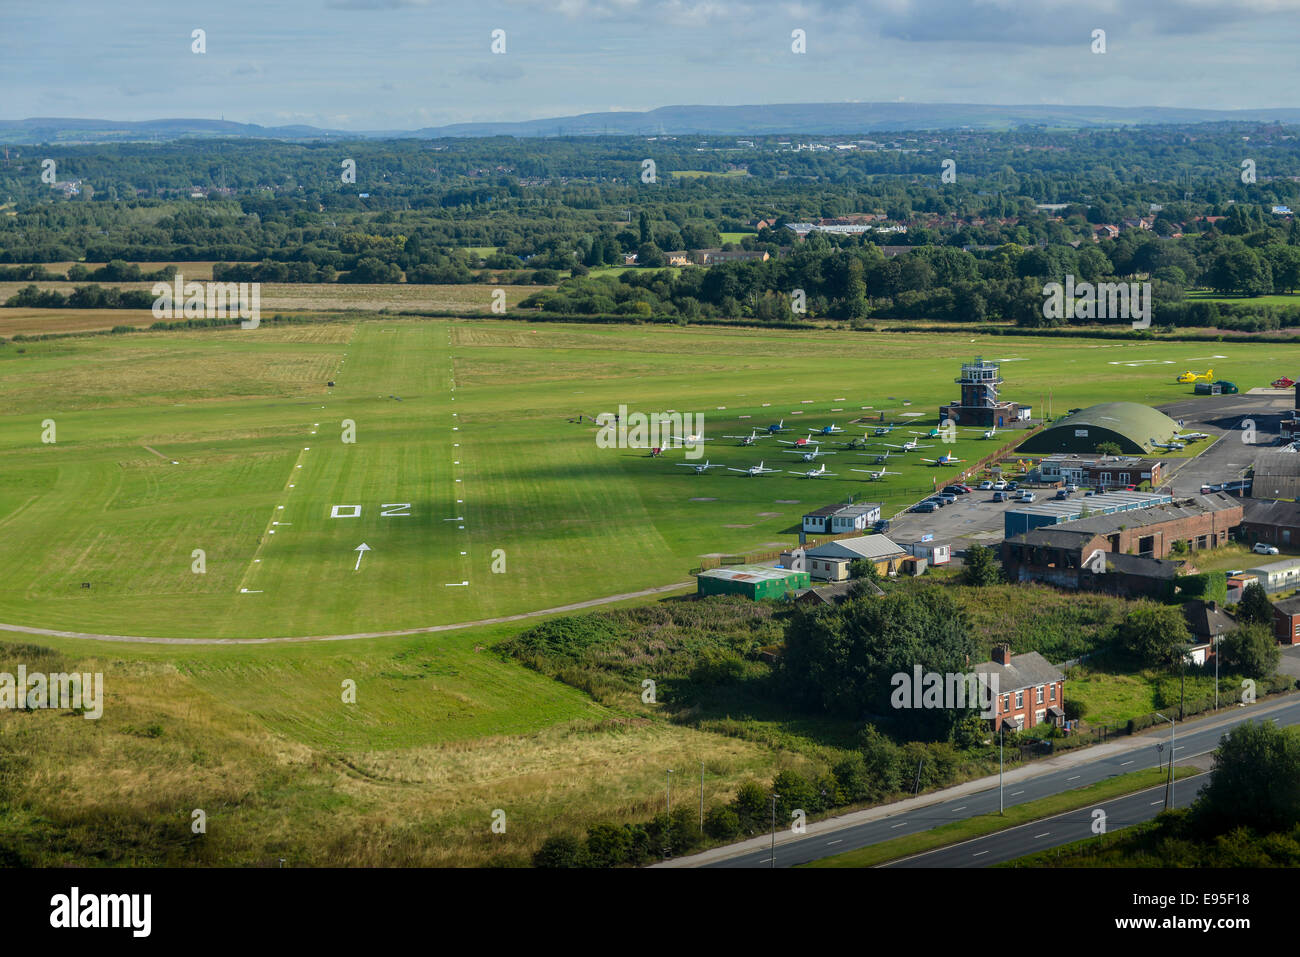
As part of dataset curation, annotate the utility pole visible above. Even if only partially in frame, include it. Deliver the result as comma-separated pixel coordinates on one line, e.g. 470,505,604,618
699,761,704,835
999,725,1004,814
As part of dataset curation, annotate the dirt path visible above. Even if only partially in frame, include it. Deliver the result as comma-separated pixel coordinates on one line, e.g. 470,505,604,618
0,581,694,646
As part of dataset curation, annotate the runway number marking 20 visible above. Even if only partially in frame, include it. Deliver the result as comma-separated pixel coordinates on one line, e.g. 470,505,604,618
329,504,411,518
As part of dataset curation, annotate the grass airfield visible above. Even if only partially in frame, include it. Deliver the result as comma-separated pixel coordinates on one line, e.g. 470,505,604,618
2,319,1299,639
3,317,1300,865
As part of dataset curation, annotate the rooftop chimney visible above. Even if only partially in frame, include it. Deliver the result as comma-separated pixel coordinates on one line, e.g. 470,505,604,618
992,643,1012,666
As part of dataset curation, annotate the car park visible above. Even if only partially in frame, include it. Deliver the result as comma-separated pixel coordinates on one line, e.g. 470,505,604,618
1254,543,1280,555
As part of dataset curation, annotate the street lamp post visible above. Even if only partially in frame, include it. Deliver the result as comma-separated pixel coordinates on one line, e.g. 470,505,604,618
1153,712,1175,810
1214,631,1221,711
999,725,1004,815
665,769,673,859
770,793,779,868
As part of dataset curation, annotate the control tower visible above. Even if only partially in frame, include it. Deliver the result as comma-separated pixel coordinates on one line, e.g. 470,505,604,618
939,357,1030,428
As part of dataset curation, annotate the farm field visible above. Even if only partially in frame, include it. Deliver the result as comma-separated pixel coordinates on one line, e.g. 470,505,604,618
0,281,542,314
3,320,1300,640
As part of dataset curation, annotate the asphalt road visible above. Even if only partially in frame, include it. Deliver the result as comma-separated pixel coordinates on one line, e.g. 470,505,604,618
884,777,1202,868
695,693,1300,868
1156,393,1288,496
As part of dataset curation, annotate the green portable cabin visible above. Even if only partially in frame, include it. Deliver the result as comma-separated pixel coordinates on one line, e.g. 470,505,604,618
695,564,810,600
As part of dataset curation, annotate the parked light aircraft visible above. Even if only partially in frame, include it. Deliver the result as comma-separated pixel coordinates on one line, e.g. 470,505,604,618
787,464,836,479
728,461,780,476
851,467,901,480
675,460,727,474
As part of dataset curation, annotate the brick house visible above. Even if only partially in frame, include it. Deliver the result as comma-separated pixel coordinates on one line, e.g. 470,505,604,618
1272,596,1300,646
973,644,1066,732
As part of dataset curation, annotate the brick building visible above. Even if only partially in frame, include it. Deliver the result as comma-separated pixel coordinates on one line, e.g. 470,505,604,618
1002,494,1243,589
1272,596,1300,646
1240,499,1300,549
972,644,1065,732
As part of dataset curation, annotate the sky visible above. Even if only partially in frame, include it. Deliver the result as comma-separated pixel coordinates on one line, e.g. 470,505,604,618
5,0,1300,131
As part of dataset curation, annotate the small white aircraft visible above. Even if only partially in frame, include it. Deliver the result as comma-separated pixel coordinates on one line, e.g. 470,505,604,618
858,450,899,464
668,432,711,446
980,425,1001,440
790,446,836,462
878,438,933,453
1174,432,1209,442
675,459,727,474
778,433,822,448
729,461,780,477
724,429,766,446
872,423,902,436
787,464,837,479
851,467,901,480
921,452,965,465
1150,437,1185,451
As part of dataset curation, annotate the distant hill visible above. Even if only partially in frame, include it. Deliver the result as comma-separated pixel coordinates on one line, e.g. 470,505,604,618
7,102,1300,144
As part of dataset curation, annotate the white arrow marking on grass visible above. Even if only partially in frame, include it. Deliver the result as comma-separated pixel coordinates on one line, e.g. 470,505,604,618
444,581,469,587
354,543,371,571
443,517,465,522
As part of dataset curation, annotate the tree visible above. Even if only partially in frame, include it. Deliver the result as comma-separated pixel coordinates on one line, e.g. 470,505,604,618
1095,441,1122,456
584,823,630,868
847,557,882,584
730,780,768,833
1118,605,1190,668
1237,582,1273,626
533,834,588,868
1196,721,1300,834
779,589,977,738
1218,623,1280,679
963,544,1002,586
703,805,741,841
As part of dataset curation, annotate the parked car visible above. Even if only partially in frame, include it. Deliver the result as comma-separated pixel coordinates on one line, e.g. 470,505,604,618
911,501,938,513
992,490,1008,502
992,480,1008,491
1017,490,1036,503
872,519,890,533
1065,484,1079,493
1006,481,1020,491
1055,488,1070,500
942,485,968,495
934,492,958,505
978,480,994,490
1254,543,1280,555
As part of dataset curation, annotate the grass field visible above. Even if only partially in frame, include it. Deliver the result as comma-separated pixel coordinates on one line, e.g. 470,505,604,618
0,282,542,316
4,320,1300,640
3,318,1299,866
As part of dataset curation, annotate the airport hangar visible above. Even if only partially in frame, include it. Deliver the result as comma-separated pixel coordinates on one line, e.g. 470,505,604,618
1016,402,1182,456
